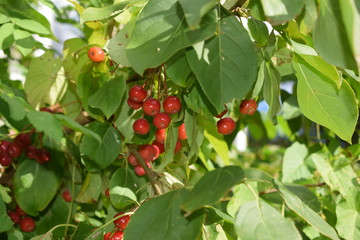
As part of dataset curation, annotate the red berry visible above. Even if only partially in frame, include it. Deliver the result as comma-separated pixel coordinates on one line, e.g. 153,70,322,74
127,154,138,166
239,99,257,115
153,112,171,129
129,85,147,103
114,212,131,230
178,123,187,140
62,189,72,202
110,230,124,240
138,144,157,162
40,107,54,113
105,188,110,198
19,217,35,232
104,232,111,240
7,142,22,158
0,140,11,152
0,152,12,167
174,140,182,153
134,163,151,176
143,98,161,116
14,133,32,148
217,117,236,135
88,46,105,62
15,205,27,216
155,128,166,144
8,211,20,224
35,148,51,164
26,145,37,159
152,144,160,160
163,96,181,114
133,118,150,135
152,141,164,154
127,98,143,110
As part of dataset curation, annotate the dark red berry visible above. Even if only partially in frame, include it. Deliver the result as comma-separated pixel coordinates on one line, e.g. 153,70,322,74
0,152,12,167
143,98,161,116
14,133,32,148
129,85,147,103
127,154,138,166
26,145,37,159
174,140,182,153
153,112,171,129
7,142,22,158
105,188,110,198
15,205,27,216
217,117,236,135
104,232,111,240
8,211,20,224
0,140,11,152
127,98,143,110
152,144,160,160
88,46,105,62
163,96,181,114
19,217,35,232
152,141,164,154
239,99,257,115
35,148,50,164
138,144,157,162
114,212,130,230
133,118,150,135
178,123,187,140
110,230,124,240
62,189,72,202
155,128,166,144
134,163,151,176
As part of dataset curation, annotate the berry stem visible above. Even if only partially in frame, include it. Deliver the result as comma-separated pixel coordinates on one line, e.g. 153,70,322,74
64,162,76,237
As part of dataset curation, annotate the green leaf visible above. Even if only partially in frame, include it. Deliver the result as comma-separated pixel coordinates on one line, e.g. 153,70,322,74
0,185,11,204
282,142,312,183
263,60,281,122
14,29,35,56
273,180,340,240
260,0,304,25
0,13,10,24
0,22,14,49
293,54,358,143
234,200,302,240
62,38,88,82
14,160,60,216
313,0,357,70
88,76,126,119
178,0,217,29
24,51,64,108
124,189,204,240
80,2,128,24
0,193,13,233
27,111,63,142
247,18,269,47
227,183,257,218
126,0,217,73
80,122,121,171
336,200,360,240
186,15,257,112
7,229,23,240
11,17,50,35
0,94,27,121
109,168,137,209
76,173,102,203
182,166,244,212
159,125,178,170
166,50,192,88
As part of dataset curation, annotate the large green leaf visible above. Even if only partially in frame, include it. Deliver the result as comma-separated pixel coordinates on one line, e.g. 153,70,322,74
234,200,302,240
273,180,340,240
80,2,129,24
14,160,60,216
313,0,357,70
88,75,126,119
76,173,102,203
109,168,137,209
336,200,360,240
14,29,35,56
166,50,192,88
227,183,257,218
182,166,244,212
125,0,217,74
80,122,121,171
186,15,257,112
178,0,217,29
62,38,88,82
293,54,358,143
124,189,204,240
27,111,63,142
260,0,304,25
263,60,281,122
0,22,14,49
282,142,312,183
24,51,64,108
0,94,27,121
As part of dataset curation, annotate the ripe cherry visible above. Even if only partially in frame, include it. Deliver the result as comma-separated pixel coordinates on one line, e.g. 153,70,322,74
138,144,157,162
0,140,11,152
127,154,138,166
7,142,22,158
26,145,37,159
153,113,171,129
110,230,124,240
0,152,12,167
104,232,111,240
129,85,147,103
178,123,187,140
62,189,72,202
14,133,32,148
19,217,35,232
134,163,151,176
35,148,51,164
133,118,150,135
8,211,20,224
88,47,105,62
15,205,27,216
217,117,236,135
155,128,166,144
127,98,142,110
163,96,181,114
239,99,257,115
174,140,182,153
105,188,110,198
143,98,161,116
114,212,131,230
152,141,164,154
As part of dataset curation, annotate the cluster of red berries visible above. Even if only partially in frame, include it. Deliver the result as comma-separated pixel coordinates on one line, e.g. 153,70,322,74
216,99,257,135
103,212,131,240
0,132,51,167
8,205,36,232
